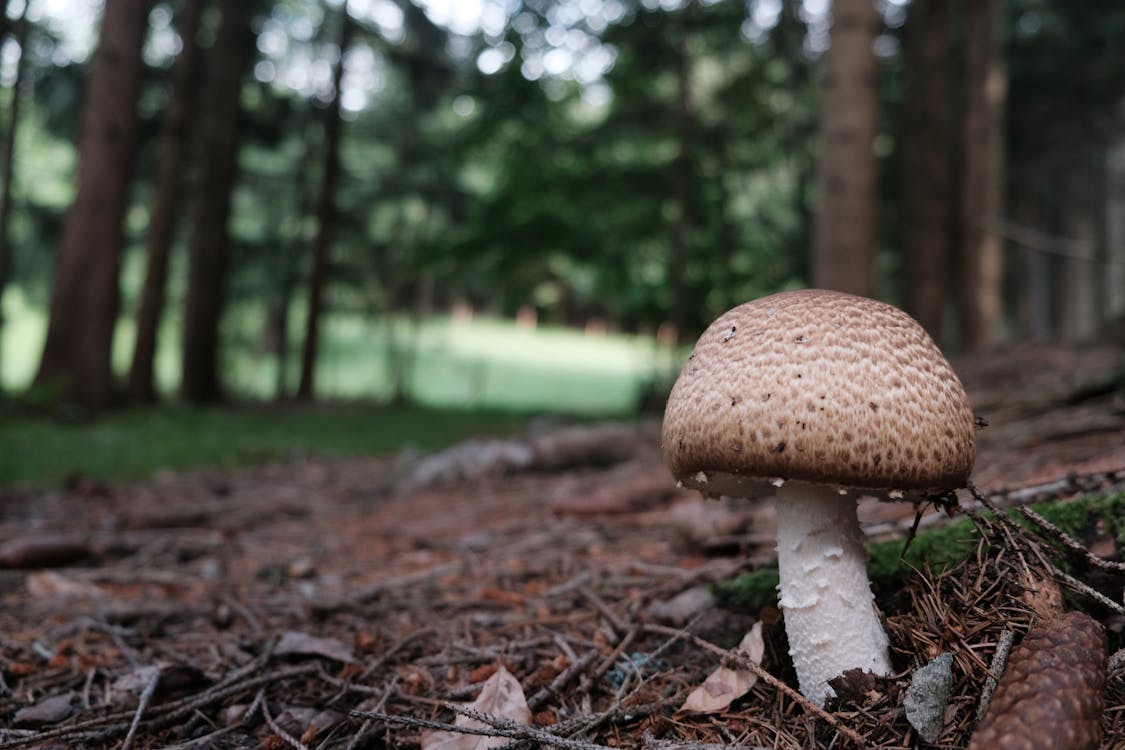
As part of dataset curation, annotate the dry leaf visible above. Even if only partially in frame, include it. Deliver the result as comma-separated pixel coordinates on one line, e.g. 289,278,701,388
275,631,356,663
421,665,531,750
25,571,105,599
679,623,764,714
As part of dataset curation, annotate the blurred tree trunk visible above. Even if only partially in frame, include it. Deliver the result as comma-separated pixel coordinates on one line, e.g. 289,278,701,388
297,7,353,401
776,1,816,285
1107,141,1125,324
33,0,152,411
668,12,694,343
812,0,879,297
1010,162,1051,341
0,0,11,43
1059,161,1097,341
0,4,29,384
900,0,951,343
180,1,257,403
958,0,1006,352
128,0,206,402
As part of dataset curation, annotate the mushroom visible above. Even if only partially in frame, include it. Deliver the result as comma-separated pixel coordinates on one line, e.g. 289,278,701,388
661,289,976,705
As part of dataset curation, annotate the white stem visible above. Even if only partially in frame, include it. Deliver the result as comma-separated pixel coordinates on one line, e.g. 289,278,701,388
774,481,892,705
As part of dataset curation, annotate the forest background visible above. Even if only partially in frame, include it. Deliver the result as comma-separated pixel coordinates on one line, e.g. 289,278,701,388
0,0,1122,462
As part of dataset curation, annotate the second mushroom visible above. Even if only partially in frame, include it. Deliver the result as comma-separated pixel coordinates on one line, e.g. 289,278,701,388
662,289,976,706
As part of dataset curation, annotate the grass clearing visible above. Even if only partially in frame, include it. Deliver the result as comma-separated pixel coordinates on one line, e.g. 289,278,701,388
0,402,535,488
2,289,679,414
0,293,681,487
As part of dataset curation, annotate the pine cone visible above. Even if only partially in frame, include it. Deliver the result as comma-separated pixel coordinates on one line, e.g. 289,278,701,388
968,611,1106,750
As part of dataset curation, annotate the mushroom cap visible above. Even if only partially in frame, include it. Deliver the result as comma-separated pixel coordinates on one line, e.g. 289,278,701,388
662,289,976,493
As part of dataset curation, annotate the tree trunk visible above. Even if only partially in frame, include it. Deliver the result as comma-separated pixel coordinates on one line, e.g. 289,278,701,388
0,4,29,384
33,0,152,411
128,0,206,402
1107,141,1125,324
667,12,693,344
900,0,951,343
812,0,879,297
296,8,353,400
1059,162,1097,342
179,1,257,403
958,0,1006,352
0,0,11,44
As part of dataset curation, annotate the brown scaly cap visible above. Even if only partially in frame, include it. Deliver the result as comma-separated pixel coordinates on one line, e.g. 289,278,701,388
662,289,976,491
968,611,1106,750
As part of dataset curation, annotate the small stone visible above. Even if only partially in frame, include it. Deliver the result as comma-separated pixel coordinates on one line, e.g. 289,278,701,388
904,652,954,743
14,692,76,726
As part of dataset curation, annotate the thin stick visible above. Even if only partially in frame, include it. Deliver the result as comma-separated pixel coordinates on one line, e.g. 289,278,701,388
355,708,619,750
120,669,161,750
641,624,866,748
976,629,1014,722
1013,504,1125,574
262,695,311,750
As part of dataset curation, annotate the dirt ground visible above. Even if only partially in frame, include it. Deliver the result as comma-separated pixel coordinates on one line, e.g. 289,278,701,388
0,343,1123,749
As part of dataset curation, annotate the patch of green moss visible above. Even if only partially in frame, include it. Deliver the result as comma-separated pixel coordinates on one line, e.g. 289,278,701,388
715,568,780,610
717,492,1125,611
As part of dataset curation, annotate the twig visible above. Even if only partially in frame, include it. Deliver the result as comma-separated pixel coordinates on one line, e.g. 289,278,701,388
262,695,311,750
361,627,436,680
355,708,619,750
310,563,464,614
343,676,397,750
0,663,318,750
579,586,628,638
976,629,1015,722
1012,504,1125,574
589,627,638,683
527,648,600,710
220,592,264,633
640,624,867,748
153,689,264,750
1054,569,1125,615
120,668,161,750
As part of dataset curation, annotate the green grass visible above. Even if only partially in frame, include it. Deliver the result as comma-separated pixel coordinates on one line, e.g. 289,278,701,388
2,288,678,415
0,403,534,488
1,288,683,488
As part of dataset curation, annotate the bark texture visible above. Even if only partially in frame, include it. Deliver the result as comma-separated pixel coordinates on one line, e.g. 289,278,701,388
180,0,257,403
128,0,206,402
297,9,353,400
958,0,1006,352
812,0,879,297
33,0,152,410
901,0,951,344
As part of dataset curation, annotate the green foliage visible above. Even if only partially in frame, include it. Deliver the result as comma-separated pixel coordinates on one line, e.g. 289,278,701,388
7,0,1124,405
0,402,532,488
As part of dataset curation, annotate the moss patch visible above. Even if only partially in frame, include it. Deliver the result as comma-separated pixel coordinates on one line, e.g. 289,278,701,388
717,492,1125,611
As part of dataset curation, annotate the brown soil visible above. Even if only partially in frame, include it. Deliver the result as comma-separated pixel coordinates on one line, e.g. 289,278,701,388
0,344,1122,749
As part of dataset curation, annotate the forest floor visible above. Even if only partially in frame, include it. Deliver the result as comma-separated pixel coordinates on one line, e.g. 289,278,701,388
1,343,1124,749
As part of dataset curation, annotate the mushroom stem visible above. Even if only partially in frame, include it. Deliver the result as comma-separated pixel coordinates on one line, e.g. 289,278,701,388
774,481,892,705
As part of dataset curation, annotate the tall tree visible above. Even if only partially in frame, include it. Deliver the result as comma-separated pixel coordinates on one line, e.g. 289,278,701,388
128,0,206,402
297,5,353,400
667,9,694,343
958,0,1006,351
812,0,879,296
0,2,29,383
180,0,258,402
900,0,952,343
33,0,152,410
